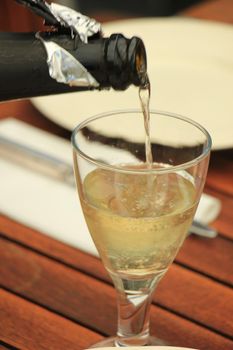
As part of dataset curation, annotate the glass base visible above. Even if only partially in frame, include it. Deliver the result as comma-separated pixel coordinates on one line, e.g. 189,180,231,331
90,336,168,348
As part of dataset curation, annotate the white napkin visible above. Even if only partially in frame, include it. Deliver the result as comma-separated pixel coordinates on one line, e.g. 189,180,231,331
0,119,221,256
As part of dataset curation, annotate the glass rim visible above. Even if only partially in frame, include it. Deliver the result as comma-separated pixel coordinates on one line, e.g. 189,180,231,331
71,109,212,174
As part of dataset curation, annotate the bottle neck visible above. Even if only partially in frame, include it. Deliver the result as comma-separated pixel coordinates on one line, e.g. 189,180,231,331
104,34,147,90
0,31,147,101
45,31,147,90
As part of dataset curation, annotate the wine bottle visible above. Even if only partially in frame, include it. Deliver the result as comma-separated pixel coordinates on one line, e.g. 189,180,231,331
0,31,147,101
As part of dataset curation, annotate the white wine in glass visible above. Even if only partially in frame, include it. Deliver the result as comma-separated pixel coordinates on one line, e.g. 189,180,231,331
72,110,211,347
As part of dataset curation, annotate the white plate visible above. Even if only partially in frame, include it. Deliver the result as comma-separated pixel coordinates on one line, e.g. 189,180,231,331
32,17,233,150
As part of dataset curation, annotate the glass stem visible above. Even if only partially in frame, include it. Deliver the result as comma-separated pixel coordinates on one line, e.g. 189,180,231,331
109,272,164,347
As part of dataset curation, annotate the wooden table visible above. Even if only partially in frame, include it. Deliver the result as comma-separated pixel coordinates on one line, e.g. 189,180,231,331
0,1,233,349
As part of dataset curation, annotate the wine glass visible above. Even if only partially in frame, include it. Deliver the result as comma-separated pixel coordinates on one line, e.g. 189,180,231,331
71,110,211,347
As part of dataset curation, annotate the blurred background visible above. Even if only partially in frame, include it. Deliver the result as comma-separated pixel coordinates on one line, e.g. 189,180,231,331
0,0,205,31
61,0,202,17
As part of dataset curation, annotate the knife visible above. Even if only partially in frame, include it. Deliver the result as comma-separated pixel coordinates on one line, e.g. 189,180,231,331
0,135,217,238
0,134,75,187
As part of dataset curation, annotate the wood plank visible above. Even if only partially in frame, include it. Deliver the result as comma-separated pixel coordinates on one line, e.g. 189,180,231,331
183,0,233,24
0,0,44,32
1,212,232,286
0,288,102,350
0,237,116,336
0,3,9,31
156,264,233,334
0,238,232,349
177,235,233,286
0,214,108,281
0,100,70,139
207,156,233,197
